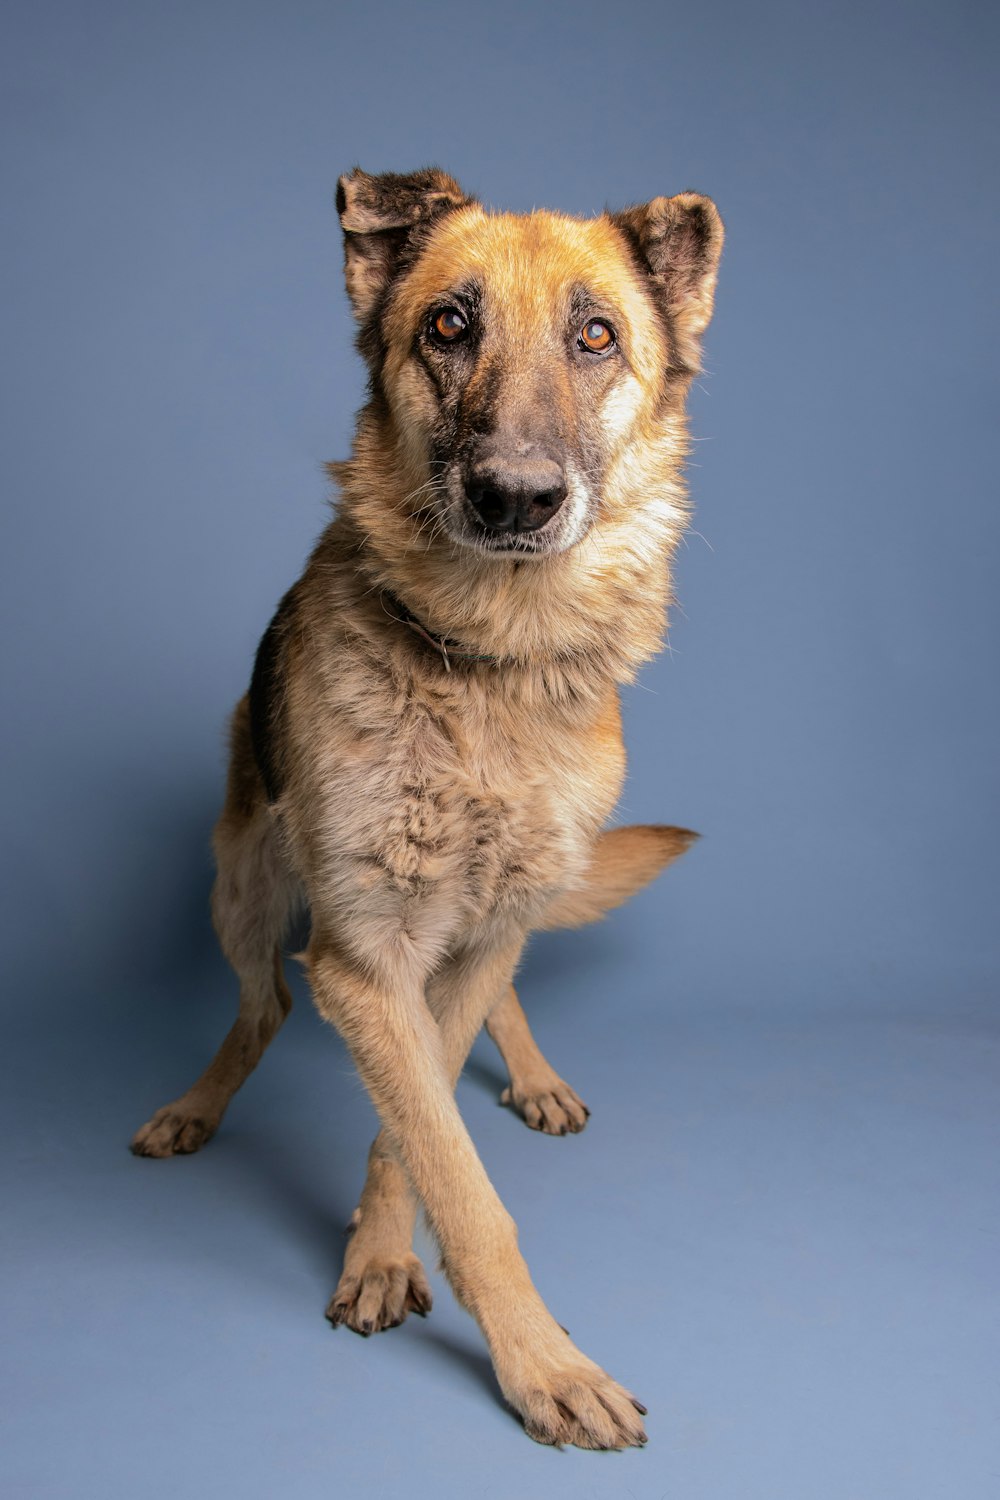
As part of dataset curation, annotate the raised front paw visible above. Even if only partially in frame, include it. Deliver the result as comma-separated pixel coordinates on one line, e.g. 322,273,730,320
326,1252,432,1335
500,1075,590,1135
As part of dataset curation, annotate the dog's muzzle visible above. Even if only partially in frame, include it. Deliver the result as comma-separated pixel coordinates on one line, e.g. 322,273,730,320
464,454,567,536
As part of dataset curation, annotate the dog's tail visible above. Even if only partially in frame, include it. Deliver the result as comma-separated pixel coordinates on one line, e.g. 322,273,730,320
536,824,698,932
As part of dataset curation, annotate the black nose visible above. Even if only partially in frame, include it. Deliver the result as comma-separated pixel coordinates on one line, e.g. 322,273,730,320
464,456,567,534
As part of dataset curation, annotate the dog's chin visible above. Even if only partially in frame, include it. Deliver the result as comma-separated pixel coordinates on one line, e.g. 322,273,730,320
441,509,591,561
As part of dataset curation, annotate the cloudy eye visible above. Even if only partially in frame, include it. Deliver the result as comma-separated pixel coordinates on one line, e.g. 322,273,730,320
430,307,468,344
579,319,615,353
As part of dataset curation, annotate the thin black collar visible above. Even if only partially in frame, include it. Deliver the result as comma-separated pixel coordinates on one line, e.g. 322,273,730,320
378,589,499,671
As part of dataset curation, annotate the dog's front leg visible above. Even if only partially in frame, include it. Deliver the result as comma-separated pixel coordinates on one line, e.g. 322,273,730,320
328,938,524,1334
331,976,587,1331
327,1134,430,1334
307,933,647,1450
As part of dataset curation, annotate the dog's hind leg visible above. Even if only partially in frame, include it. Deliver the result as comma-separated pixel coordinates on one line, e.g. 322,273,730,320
486,985,590,1134
131,700,297,1158
487,824,698,1135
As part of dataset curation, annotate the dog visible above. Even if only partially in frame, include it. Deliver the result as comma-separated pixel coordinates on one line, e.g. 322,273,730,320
131,167,723,1451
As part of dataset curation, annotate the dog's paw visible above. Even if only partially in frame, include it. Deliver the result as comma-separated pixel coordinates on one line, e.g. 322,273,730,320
520,1371,648,1450
326,1253,432,1335
500,1076,589,1135
497,1328,647,1450
130,1102,218,1157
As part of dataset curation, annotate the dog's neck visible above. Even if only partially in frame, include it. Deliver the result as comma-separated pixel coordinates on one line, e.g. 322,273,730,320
328,431,690,695
330,516,684,704
377,586,501,672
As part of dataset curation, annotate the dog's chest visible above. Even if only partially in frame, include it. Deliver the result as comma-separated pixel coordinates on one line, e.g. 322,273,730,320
333,687,619,930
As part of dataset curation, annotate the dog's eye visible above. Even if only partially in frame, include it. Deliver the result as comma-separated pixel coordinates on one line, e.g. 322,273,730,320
578,319,615,354
430,307,468,344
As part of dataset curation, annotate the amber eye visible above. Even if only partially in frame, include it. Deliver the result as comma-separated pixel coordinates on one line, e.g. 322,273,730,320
579,319,615,353
431,307,468,343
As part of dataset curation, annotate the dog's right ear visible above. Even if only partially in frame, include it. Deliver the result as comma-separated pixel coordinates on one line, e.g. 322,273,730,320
336,167,472,323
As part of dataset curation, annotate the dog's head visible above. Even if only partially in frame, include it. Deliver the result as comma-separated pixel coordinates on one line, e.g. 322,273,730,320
336,168,723,563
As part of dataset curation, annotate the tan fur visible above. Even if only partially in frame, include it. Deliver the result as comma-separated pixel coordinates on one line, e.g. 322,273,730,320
132,169,723,1450
538,823,698,931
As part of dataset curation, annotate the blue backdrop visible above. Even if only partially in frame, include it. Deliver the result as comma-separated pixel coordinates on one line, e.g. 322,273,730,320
2,2,997,1496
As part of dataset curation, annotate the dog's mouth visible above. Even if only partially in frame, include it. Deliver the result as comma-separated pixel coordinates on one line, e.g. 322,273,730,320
462,519,562,557
431,464,595,559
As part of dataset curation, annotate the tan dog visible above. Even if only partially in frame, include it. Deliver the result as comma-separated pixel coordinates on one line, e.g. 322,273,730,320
132,167,723,1451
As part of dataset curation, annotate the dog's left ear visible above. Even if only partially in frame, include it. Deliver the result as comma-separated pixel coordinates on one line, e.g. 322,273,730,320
611,193,724,373
336,167,473,324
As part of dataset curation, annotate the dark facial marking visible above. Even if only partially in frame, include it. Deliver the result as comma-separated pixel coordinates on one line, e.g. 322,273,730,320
418,281,482,354
567,283,630,370
410,281,484,411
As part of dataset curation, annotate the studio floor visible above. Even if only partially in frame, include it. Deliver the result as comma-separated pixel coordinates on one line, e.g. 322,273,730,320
3,950,997,1500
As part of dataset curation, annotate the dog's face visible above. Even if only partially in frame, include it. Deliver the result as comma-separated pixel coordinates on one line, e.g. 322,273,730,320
337,169,722,562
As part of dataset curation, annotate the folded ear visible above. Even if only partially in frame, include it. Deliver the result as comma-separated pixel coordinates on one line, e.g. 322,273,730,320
336,167,473,323
612,193,724,373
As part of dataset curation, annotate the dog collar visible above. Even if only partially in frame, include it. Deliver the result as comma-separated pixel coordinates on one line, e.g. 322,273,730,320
379,589,499,672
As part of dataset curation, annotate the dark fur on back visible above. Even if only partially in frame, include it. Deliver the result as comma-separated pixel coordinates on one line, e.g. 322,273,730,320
248,587,296,804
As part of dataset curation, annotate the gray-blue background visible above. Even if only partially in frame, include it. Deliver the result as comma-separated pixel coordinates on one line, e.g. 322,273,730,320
3,1,997,1496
